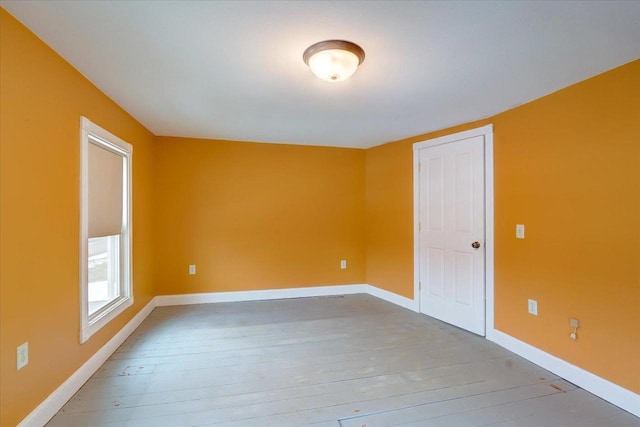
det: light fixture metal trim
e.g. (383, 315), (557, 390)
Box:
(303, 40), (365, 66)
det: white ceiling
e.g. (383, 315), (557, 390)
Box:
(2, 1), (639, 148)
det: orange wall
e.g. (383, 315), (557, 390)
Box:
(153, 137), (366, 295)
(0, 9), (156, 426)
(493, 60), (640, 393)
(365, 59), (640, 393)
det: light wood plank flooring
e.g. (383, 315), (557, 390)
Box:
(48, 295), (640, 426)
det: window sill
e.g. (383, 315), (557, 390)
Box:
(80, 296), (133, 343)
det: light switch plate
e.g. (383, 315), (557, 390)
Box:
(516, 224), (525, 239)
(17, 342), (28, 370)
(188, 265), (196, 275)
(528, 299), (538, 316)
(340, 260), (347, 269)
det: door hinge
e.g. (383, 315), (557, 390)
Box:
(418, 163), (421, 172)
(419, 222), (421, 231)
(419, 281), (422, 290)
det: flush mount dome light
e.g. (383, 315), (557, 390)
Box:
(303, 40), (365, 82)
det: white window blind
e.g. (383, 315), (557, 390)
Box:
(88, 139), (124, 238)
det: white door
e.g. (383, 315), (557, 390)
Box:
(417, 134), (485, 335)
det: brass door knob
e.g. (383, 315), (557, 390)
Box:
(471, 241), (481, 249)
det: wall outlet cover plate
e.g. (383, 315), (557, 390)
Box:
(17, 342), (28, 370)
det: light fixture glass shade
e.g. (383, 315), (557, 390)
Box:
(303, 40), (365, 82)
(308, 49), (360, 82)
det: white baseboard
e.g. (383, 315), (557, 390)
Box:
(366, 284), (418, 312)
(489, 328), (640, 418)
(155, 284), (418, 311)
(155, 284), (368, 306)
(18, 299), (156, 427)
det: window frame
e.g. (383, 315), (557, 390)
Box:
(80, 117), (133, 343)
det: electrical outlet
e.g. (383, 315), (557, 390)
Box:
(516, 224), (525, 239)
(569, 318), (579, 340)
(17, 342), (28, 370)
(340, 260), (347, 269)
(527, 299), (538, 316)
(189, 265), (196, 275)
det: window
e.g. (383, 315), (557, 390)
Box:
(80, 117), (132, 343)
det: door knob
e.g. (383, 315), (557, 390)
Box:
(471, 241), (481, 249)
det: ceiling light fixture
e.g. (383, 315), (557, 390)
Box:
(303, 40), (365, 83)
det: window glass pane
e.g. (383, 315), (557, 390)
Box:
(88, 234), (120, 316)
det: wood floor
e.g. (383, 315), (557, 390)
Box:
(48, 295), (639, 427)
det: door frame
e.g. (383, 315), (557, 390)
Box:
(413, 124), (494, 336)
